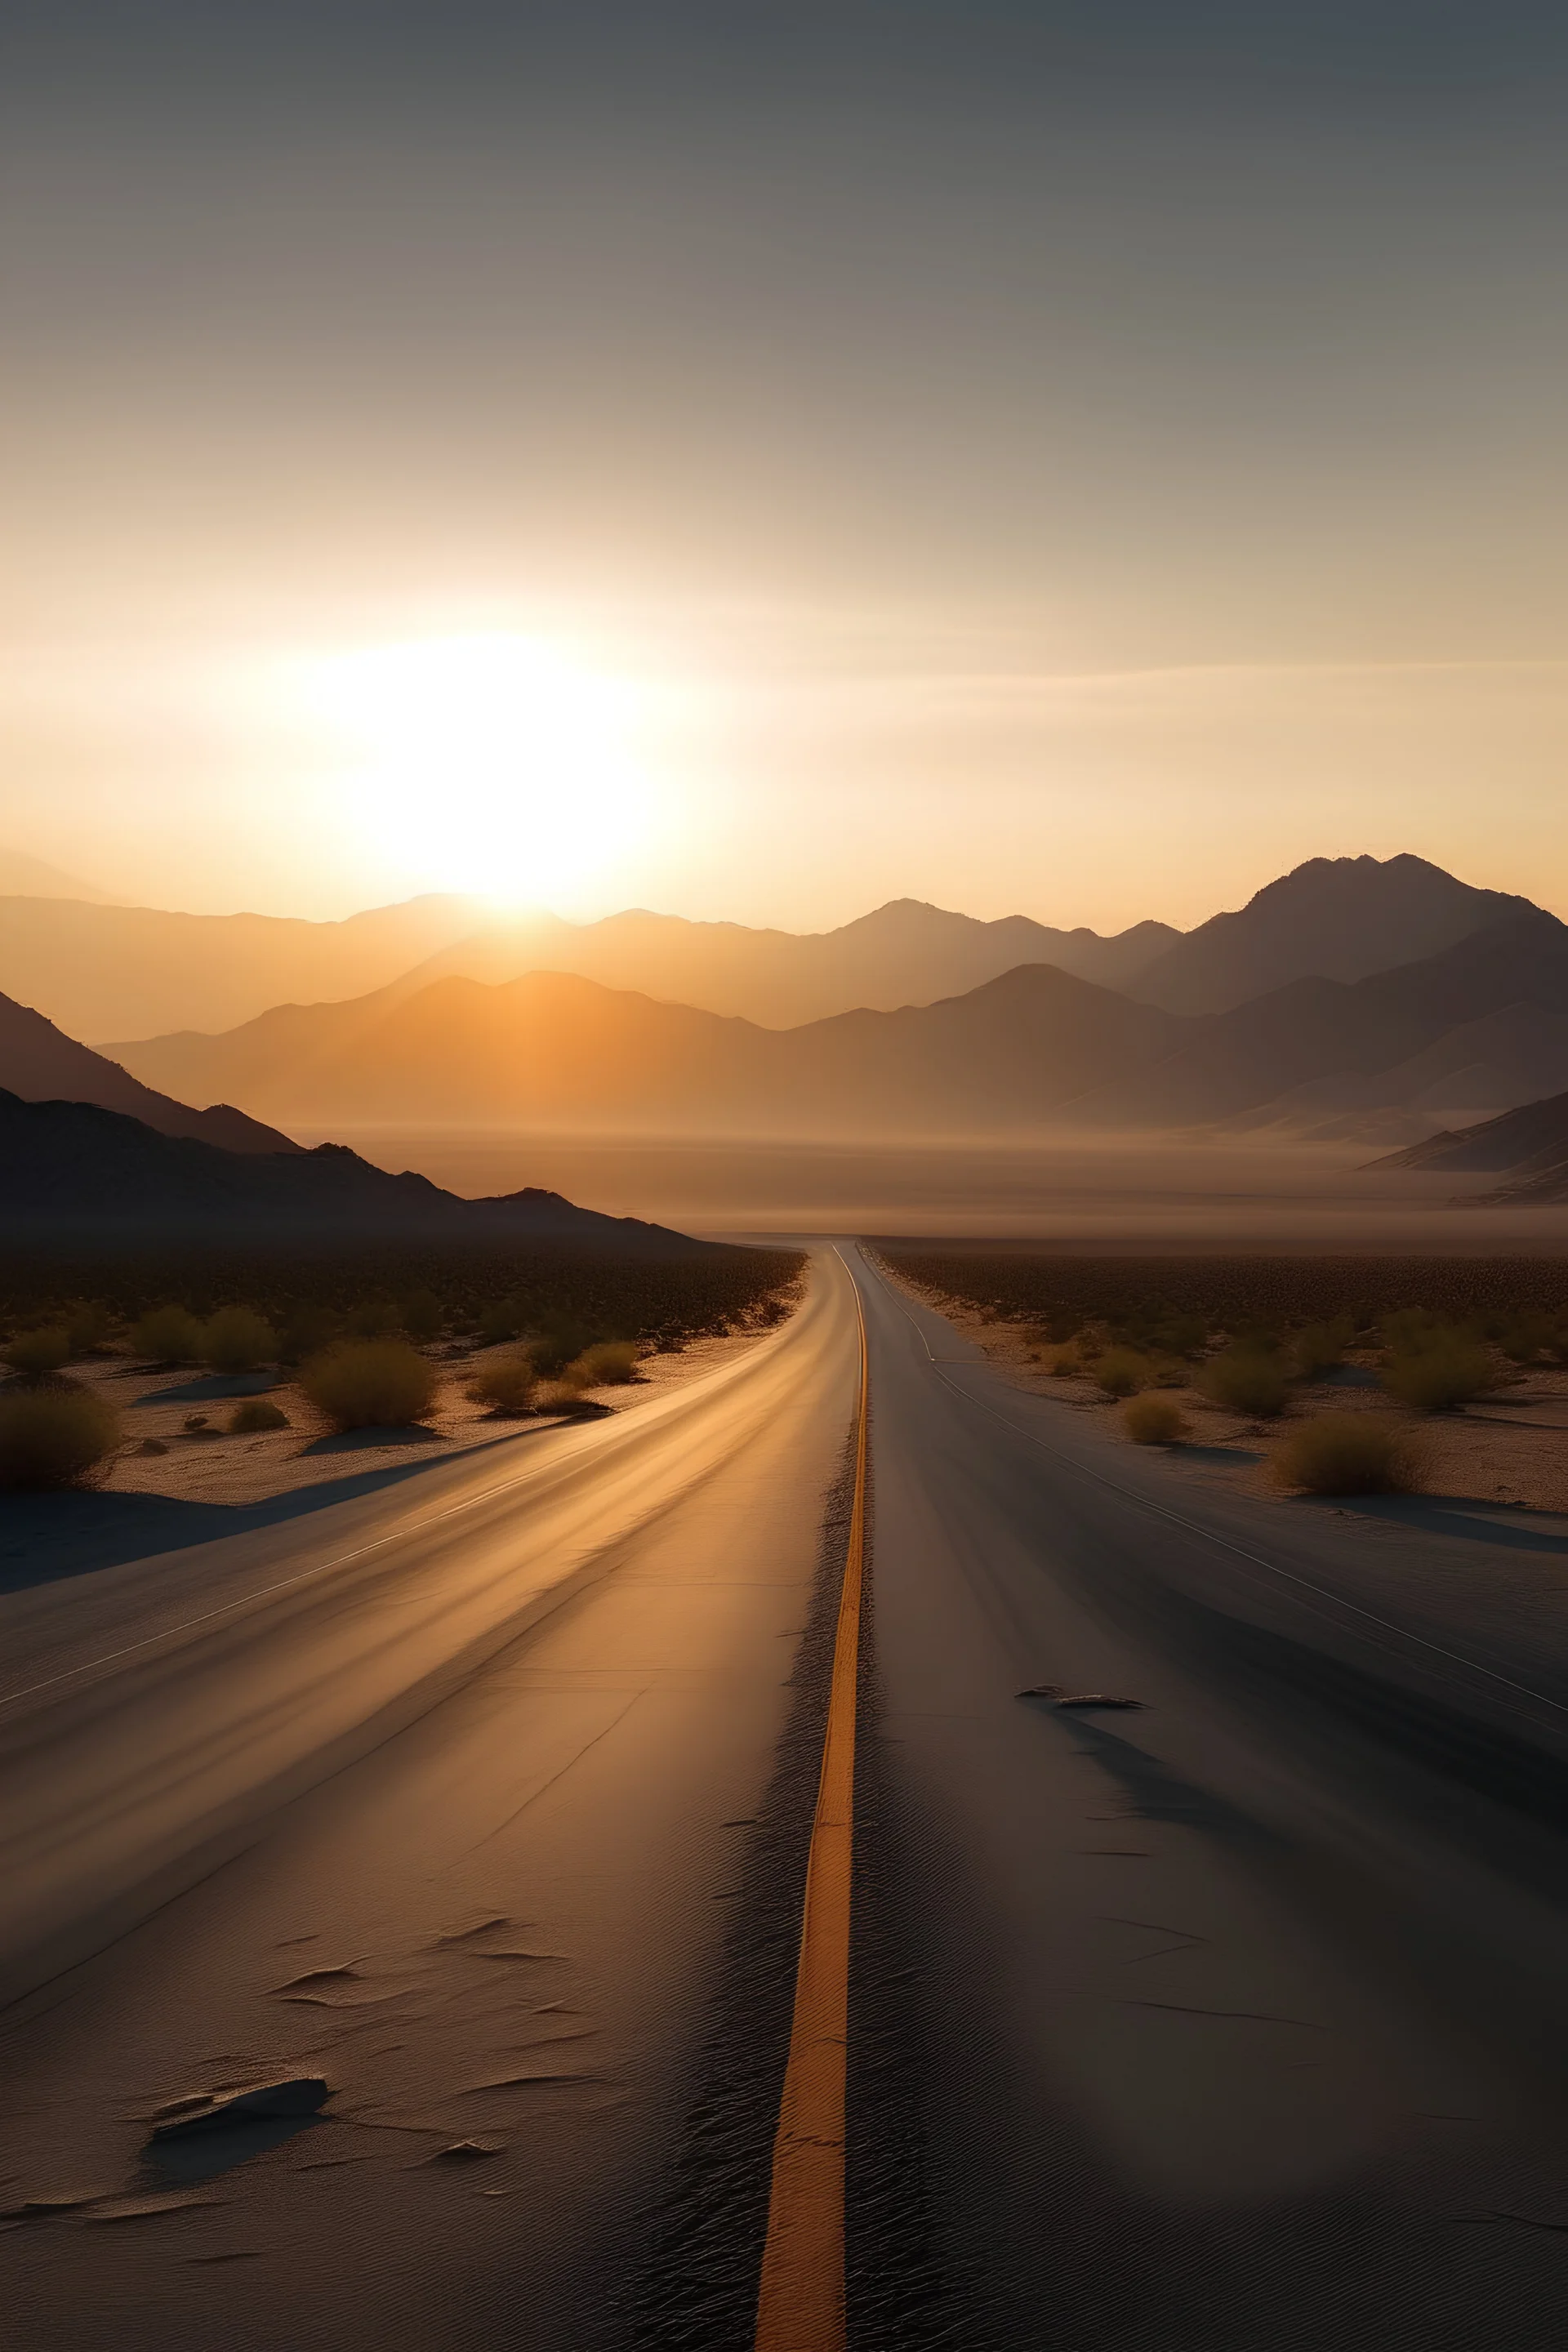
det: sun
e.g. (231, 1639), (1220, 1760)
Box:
(301, 633), (656, 904)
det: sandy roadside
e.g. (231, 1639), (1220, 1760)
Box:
(881, 1267), (1568, 1517)
(37, 1321), (790, 1515)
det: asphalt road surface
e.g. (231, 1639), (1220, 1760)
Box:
(5, 1245), (1568, 2347)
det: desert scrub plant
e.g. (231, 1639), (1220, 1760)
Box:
(1272, 1413), (1421, 1496)
(1198, 1347), (1289, 1417)
(1093, 1348), (1153, 1399)
(2, 1325), (73, 1378)
(466, 1352), (539, 1415)
(301, 1339), (437, 1430)
(200, 1306), (278, 1374)
(1381, 1331), (1494, 1410)
(535, 1377), (595, 1413)
(228, 1397), (290, 1433)
(131, 1304), (205, 1365)
(1122, 1393), (1188, 1446)
(0, 1384), (122, 1488)
(527, 1316), (595, 1376)
(567, 1340), (639, 1387)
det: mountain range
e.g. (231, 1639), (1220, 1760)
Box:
(0, 886), (1175, 1044)
(0, 890), (489, 1042)
(108, 898), (1568, 1143)
(0, 1091), (715, 1250)
(381, 900), (1180, 1028)
(1125, 853), (1531, 1015)
(0, 847), (1532, 1059)
(3, 848), (1562, 1154)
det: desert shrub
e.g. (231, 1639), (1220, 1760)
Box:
(536, 1378), (595, 1413)
(1093, 1348), (1152, 1399)
(200, 1306), (278, 1374)
(301, 1339), (437, 1430)
(1198, 1348), (1289, 1417)
(1293, 1318), (1352, 1378)
(1123, 1393), (1188, 1446)
(1273, 1413), (1421, 1495)
(466, 1352), (539, 1414)
(399, 1288), (444, 1343)
(229, 1397), (290, 1432)
(478, 1298), (525, 1345)
(528, 1315), (596, 1376)
(0, 1385), (122, 1488)
(2, 1325), (73, 1377)
(131, 1304), (205, 1365)
(1382, 1334), (1494, 1411)
(568, 1340), (639, 1387)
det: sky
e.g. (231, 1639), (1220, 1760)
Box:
(3, 0), (1568, 931)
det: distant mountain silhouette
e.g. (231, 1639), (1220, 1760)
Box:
(38, 893), (1175, 1052)
(0, 989), (297, 1153)
(1077, 907), (1568, 1130)
(108, 900), (1180, 1102)
(16, 854), (1554, 1054)
(1129, 853), (1530, 1015)
(112, 962), (1174, 1134)
(1365, 1089), (1568, 1202)
(0, 892), (488, 1041)
(390, 899), (1182, 1027)
(0, 1091), (718, 1250)
(109, 904), (1568, 1143)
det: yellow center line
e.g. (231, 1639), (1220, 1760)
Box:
(754, 1258), (869, 2352)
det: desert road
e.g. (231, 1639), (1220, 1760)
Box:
(6, 1248), (1568, 2345)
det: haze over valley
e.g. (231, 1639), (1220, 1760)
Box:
(88, 854), (1568, 1168)
(2, 846), (1566, 1241)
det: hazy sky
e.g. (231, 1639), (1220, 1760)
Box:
(4, 2), (1568, 929)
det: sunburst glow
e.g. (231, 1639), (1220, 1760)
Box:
(301, 633), (657, 903)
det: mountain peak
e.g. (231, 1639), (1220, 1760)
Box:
(1131, 853), (1531, 1017)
